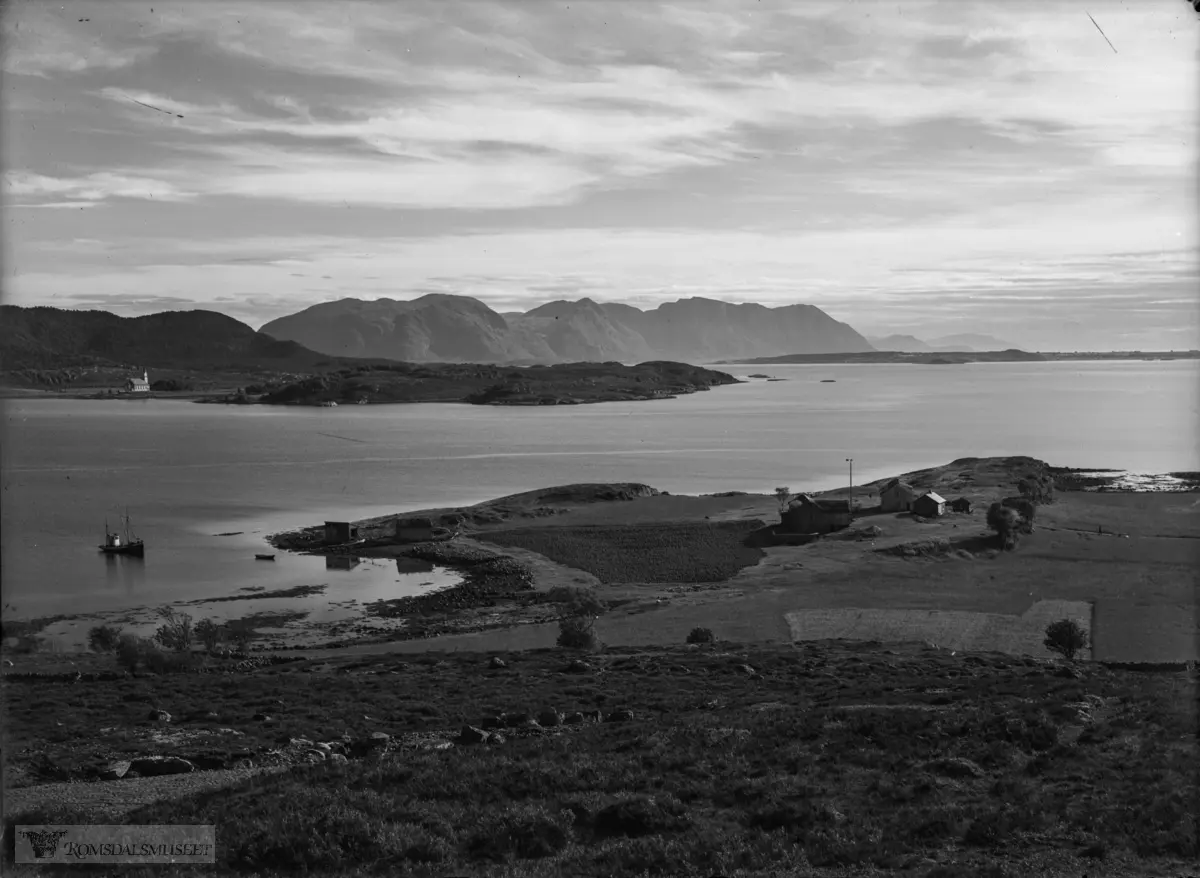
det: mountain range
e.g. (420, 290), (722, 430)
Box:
(258, 294), (874, 364)
(866, 333), (1014, 353)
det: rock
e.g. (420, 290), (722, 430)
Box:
(488, 656), (507, 669)
(367, 732), (391, 748)
(148, 709), (171, 723)
(735, 664), (757, 676)
(312, 742), (332, 753)
(503, 712), (532, 729)
(457, 725), (491, 745)
(1055, 665), (1082, 679)
(328, 752), (348, 764)
(605, 708), (635, 723)
(303, 750), (327, 762)
(562, 711), (586, 725)
(129, 756), (195, 776)
(3, 659), (13, 667)
(99, 760), (131, 780)
(252, 713), (271, 722)
(289, 737), (314, 749)
(566, 659), (592, 673)
(479, 715), (505, 730)
(488, 732), (506, 745)
(924, 757), (984, 779)
(537, 709), (562, 728)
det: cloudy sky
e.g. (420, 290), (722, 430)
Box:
(4, 1), (1197, 350)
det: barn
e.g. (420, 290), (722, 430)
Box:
(912, 492), (946, 518)
(781, 494), (852, 535)
(323, 521), (360, 544)
(880, 479), (916, 512)
(950, 497), (973, 513)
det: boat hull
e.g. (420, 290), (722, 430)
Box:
(100, 542), (144, 557)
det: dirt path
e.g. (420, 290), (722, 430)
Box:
(4, 766), (289, 819)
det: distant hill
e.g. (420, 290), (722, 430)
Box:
(0, 306), (330, 371)
(260, 295), (874, 365)
(866, 334), (933, 353)
(868, 332), (1014, 353)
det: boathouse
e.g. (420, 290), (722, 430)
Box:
(323, 521), (359, 544)
(125, 370), (150, 393)
(781, 494), (852, 535)
(395, 516), (437, 542)
(880, 479), (916, 512)
(949, 497), (973, 513)
(912, 492), (946, 518)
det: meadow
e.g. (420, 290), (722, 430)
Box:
(3, 642), (1196, 877)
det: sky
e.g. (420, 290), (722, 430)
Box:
(3, 1), (1197, 351)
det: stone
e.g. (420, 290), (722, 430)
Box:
(503, 712), (532, 729)
(566, 659), (591, 674)
(488, 656), (507, 669)
(367, 732), (391, 748)
(1055, 665), (1082, 679)
(3, 659), (14, 667)
(252, 713), (271, 722)
(99, 760), (131, 780)
(457, 725), (491, 745)
(562, 711), (586, 725)
(479, 715), (505, 730)
(312, 742), (332, 752)
(303, 750), (326, 762)
(735, 664), (757, 676)
(129, 756), (195, 776)
(328, 753), (349, 764)
(924, 757), (984, 779)
(537, 709), (562, 728)
(289, 737), (314, 749)
(605, 708), (635, 723)
(148, 709), (171, 723)
(488, 732), (506, 745)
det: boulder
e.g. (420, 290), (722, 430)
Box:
(605, 708), (635, 723)
(367, 732), (391, 748)
(457, 725), (491, 745)
(537, 709), (562, 728)
(129, 756), (195, 776)
(99, 760), (131, 780)
(479, 715), (505, 730)
(503, 712), (532, 729)
(735, 664), (757, 676)
(924, 757), (984, 779)
(148, 709), (171, 723)
(252, 713), (271, 722)
(566, 659), (592, 674)
(328, 753), (349, 764)
(312, 742), (332, 753)
(303, 750), (327, 762)
(562, 711), (586, 725)
(488, 657), (507, 669)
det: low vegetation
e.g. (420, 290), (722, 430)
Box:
(481, 521), (766, 583)
(3, 642), (1194, 876)
(1044, 619), (1090, 661)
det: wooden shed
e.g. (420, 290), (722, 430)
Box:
(912, 492), (946, 518)
(781, 494), (852, 535)
(949, 497), (973, 513)
(880, 479), (916, 513)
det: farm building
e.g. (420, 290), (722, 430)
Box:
(880, 479), (916, 512)
(323, 521), (359, 544)
(781, 494), (852, 535)
(912, 492), (946, 518)
(949, 497), (973, 513)
(124, 370), (150, 393)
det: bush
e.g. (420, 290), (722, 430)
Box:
(225, 621), (255, 653)
(86, 624), (124, 654)
(1044, 619), (1089, 661)
(115, 634), (144, 673)
(1001, 497), (1036, 533)
(686, 627), (715, 644)
(557, 617), (597, 651)
(152, 607), (193, 653)
(194, 619), (222, 652)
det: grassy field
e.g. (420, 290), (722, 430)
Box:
(480, 521), (766, 584)
(3, 642), (1195, 877)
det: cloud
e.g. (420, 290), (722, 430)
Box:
(2, 2), (157, 76)
(3, 170), (194, 206)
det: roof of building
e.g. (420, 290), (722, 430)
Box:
(920, 492), (946, 504)
(788, 494), (851, 514)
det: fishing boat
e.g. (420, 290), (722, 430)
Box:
(255, 553), (276, 561)
(100, 511), (145, 557)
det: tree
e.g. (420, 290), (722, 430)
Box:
(87, 624), (124, 653)
(986, 502), (1022, 550)
(152, 607), (194, 653)
(115, 633), (143, 674)
(225, 620), (255, 654)
(774, 486), (792, 514)
(550, 586), (604, 650)
(1044, 619), (1089, 661)
(686, 627), (715, 644)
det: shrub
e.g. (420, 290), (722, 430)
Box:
(152, 607), (194, 653)
(194, 619), (222, 652)
(225, 620), (255, 653)
(86, 624), (124, 654)
(1001, 496), (1036, 533)
(115, 633), (143, 673)
(1044, 618), (1089, 661)
(686, 627), (715, 644)
(594, 796), (691, 838)
(557, 616), (597, 651)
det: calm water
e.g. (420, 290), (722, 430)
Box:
(3, 361), (1197, 620)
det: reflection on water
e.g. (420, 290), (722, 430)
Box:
(103, 552), (145, 596)
(326, 555), (360, 571)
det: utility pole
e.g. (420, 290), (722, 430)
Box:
(846, 458), (854, 520)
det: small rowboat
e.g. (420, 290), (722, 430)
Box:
(255, 553), (276, 561)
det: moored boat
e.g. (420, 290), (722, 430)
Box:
(100, 512), (144, 556)
(255, 553), (276, 561)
